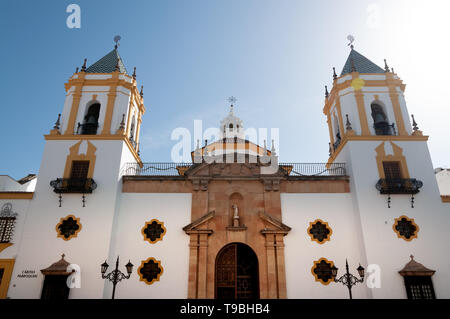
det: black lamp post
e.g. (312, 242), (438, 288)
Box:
(331, 259), (365, 299)
(101, 256), (133, 299)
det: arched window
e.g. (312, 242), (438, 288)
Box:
(129, 115), (136, 141)
(371, 102), (393, 135)
(229, 123), (233, 129)
(80, 103), (100, 135)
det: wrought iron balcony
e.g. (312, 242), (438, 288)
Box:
(375, 178), (423, 195)
(50, 178), (97, 194)
(77, 122), (99, 135)
(374, 122), (396, 136)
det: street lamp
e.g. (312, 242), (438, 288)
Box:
(101, 256), (133, 299)
(331, 259), (365, 299)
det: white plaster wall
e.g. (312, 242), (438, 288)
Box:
(7, 139), (128, 299)
(344, 140), (450, 299)
(107, 193), (191, 299)
(282, 193), (369, 299)
(110, 89), (132, 135)
(436, 169), (450, 195)
(339, 92), (360, 135)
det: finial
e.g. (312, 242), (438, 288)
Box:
(75, 67), (79, 73)
(62, 253), (65, 260)
(333, 67), (337, 80)
(345, 114), (352, 131)
(114, 35), (121, 49)
(328, 142), (332, 156)
(411, 114), (419, 131)
(384, 59), (390, 72)
(410, 255), (414, 260)
(350, 58), (356, 73)
(53, 114), (61, 130)
(119, 114), (125, 131)
(81, 58), (87, 72)
(325, 85), (329, 98)
(196, 139), (200, 149)
(271, 139), (276, 155)
(132, 67), (136, 79)
(227, 96), (237, 106)
(204, 139), (208, 147)
(140, 85), (144, 97)
(347, 35), (355, 49)
(263, 140), (267, 155)
(391, 67), (395, 74)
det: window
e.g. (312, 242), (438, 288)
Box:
(383, 161), (402, 179)
(404, 276), (436, 299)
(393, 215), (419, 241)
(311, 258), (335, 285)
(307, 219), (332, 244)
(0, 203), (17, 244)
(70, 161), (89, 179)
(80, 103), (100, 135)
(141, 219), (166, 244)
(137, 257), (163, 285)
(56, 215), (82, 241)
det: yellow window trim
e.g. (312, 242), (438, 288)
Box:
(141, 219), (167, 244)
(137, 257), (164, 285)
(393, 215), (419, 242)
(0, 243), (13, 254)
(375, 141), (410, 179)
(0, 259), (15, 299)
(55, 215), (82, 241)
(63, 141), (97, 179)
(311, 257), (335, 286)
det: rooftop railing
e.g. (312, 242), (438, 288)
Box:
(123, 162), (346, 177)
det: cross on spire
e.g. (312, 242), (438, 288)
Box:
(227, 96), (237, 105)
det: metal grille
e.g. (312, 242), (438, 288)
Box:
(404, 276), (436, 299)
(313, 260), (333, 284)
(308, 221), (331, 243)
(70, 161), (90, 179)
(139, 259), (162, 283)
(123, 162), (346, 177)
(143, 221), (165, 242)
(383, 161), (402, 179)
(0, 203), (17, 243)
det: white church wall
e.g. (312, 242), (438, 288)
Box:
(7, 139), (127, 299)
(108, 193), (191, 299)
(345, 140), (450, 299)
(435, 169), (450, 195)
(282, 193), (370, 299)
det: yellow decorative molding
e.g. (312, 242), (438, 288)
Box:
(311, 257), (335, 285)
(0, 192), (34, 199)
(441, 195), (450, 203)
(0, 243), (13, 253)
(55, 215), (82, 241)
(375, 141), (410, 179)
(137, 257), (164, 285)
(327, 134), (429, 166)
(393, 215), (419, 241)
(307, 219), (333, 245)
(141, 219), (167, 244)
(0, 259), (15, 299)
(63, 141), (97, 179)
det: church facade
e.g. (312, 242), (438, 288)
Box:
(0, 43), (449, 299)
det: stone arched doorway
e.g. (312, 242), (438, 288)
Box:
(215, 243), (259, 299)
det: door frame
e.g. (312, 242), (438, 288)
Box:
(0, 259), (15, 299)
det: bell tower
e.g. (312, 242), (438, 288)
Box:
(322, 43), (448, 299)
(9, 39), (147, 298)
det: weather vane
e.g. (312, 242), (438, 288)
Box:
(114, 35), (121, 49)
(347, 35), (355, 49)
(227, 96), (237, 105)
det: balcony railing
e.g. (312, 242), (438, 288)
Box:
(375, 178), (423, 195)
(50, 178), (97, 194)
(77, 122), (99, 135)
(123, 162), (346, 177)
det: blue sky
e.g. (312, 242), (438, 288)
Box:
(1, 0), (449, 179)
